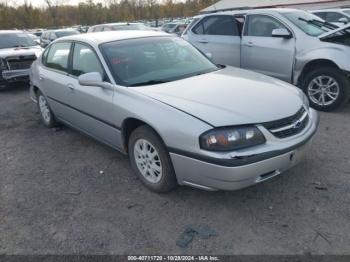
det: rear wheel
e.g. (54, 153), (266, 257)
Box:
(302, 67), (349, 112)
(37, 90), (57, 128)
(128, 126), (177, 193)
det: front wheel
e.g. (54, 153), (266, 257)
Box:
(128, 126), (177, 193)
(302, 67), (349, 112)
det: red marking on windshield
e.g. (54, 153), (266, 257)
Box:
(111, 57), (132, 64)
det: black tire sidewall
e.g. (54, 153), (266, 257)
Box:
(302, 67), (349, 112)
(128, 126), (177, 193)
(36, 90), (56, 128)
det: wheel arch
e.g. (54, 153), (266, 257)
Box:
(298, 59), (340, 86)
(121, 117), (167, 154)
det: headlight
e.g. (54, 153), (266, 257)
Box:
(200, 126), (266, 152)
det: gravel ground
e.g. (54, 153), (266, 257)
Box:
(1, 85), (350, 255)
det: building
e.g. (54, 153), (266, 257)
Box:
(201, 0), (350, 13)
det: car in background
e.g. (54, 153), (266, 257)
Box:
(311, 9), (350, 27)
(168, 23), (188, 36)
(32, 30), (44, 37)
(183, 8), (350, 112)
(40, 29), (80, 48)
(30, 31), (318, 192)
(161, 22), (179, 33)
(0, 30), (42, 89)
(87, 23), (153, 33)
(28, 33), (40, 45)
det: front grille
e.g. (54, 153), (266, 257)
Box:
(6, 55), (36, 70)
(262, 107), (309, 139)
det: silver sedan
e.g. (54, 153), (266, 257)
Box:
(30, 31), (318, 192)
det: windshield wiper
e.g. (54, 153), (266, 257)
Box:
(298, 17), (338, 30)
(128, 79), (169, 87)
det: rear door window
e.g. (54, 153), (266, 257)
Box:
(45, 42), (71, 73)
(192, 15), (239, 36)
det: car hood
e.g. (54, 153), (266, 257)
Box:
(134, 67), (304, 127)
(318, 23), (350, 39)
(0, 46), (43, 58)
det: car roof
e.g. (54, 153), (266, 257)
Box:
(57, 30), (170, 45)
(201, 8), (305, 16)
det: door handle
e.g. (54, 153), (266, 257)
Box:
(198, 39), (208, 44)
(39, 75), (45, 81)
(67, 84), (75, 92)
(245, 41), (254, 47)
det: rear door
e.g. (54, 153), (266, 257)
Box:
(64, 42), (118, 147)
(186, 15), (241, 67)
(241, 14), (295, 82)
(38, 41), (73, 118)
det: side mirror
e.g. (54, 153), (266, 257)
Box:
(78, 72), (114, 90)
(272, 28), (292, 39)
(338, 17), (349, 24)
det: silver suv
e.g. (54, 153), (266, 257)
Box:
(183, 8), (350, 111)
(311, 9), (350, 27)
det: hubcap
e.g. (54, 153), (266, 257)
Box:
(133, 139), (162, 184)
(38, 95), (51, 123)
(308, 76), (340, 106)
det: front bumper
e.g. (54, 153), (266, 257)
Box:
(0, 69), (30, 88)
(170, 108), (319, 191)
(2, 69), (30, 81)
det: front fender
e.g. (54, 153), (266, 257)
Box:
(293, 45), (350, 85)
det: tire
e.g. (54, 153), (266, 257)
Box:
(128, 125), (177, 193)
(36, 90), (57, 128)
(302, 67), (350, 112)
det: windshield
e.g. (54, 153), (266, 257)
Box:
(0, 33), (37, 49)
(283, 11), (334, 36)
(56, 30), (79, 38)
(100, 36), (218, 87)
(344, 10), (350, 16)
(111, 24), (150, 31)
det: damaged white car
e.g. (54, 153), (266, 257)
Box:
(0, 30), (42, 89)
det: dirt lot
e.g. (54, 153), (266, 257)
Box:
(1, 85), (350, 255)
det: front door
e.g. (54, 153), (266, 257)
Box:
(65, 43), (119, 148)
(241, 14), (296, 83)
(186, 15), (241, 67)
